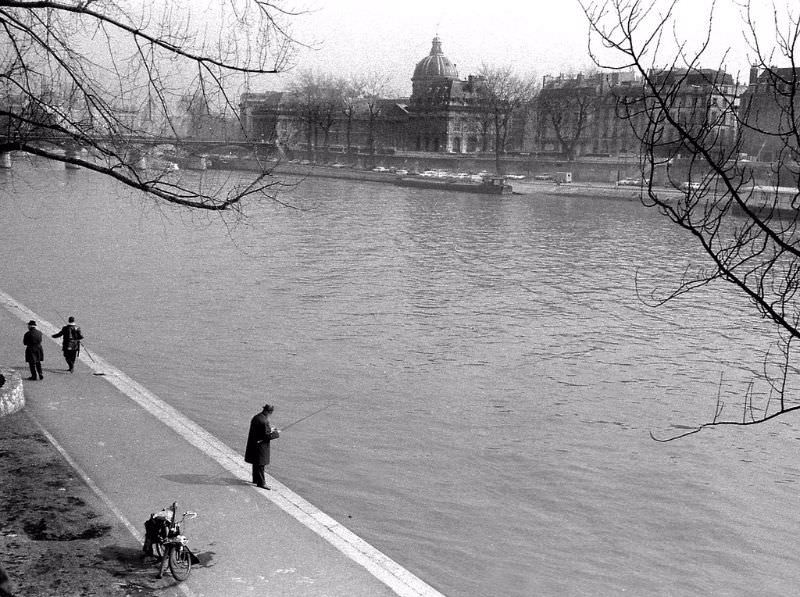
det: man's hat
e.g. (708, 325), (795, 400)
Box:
(68, 316), (75, 323)
(27, 320), (36, 327)
(263, 403), (274, 412)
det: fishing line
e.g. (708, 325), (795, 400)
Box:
(279, 403), (334, 432)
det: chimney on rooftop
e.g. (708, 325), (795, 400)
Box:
(749, 65), (759, 85)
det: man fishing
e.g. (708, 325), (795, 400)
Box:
(51, 316), (83, 373)
(244, 403), (280, 490)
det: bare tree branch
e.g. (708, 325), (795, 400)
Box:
(0, 0), (306, 211)
(581, 0), (800, 433)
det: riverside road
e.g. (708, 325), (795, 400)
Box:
(0, 291), (444, 597)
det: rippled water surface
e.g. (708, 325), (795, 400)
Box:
(3, 162), (800, 596)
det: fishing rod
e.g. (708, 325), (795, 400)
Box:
(279, 403), (334, 432)
(82, 345), (100, 365)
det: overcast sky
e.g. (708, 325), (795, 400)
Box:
(271, 0), (590, 93)
(260, 0), (785, 95)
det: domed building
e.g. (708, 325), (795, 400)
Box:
(411, 36), (460, 94)
(238, 35), (505, 158)
(407, 36), (489, 153)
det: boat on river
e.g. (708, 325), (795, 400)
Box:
(393, 174), (512, 195)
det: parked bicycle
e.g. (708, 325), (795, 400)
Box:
(142, 502), (198, 581)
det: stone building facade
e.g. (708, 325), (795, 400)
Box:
(532, 71), (643, 158)
(238, 36), (516, 156)
(738, 66), (800, 163)
(236, 39), (755, 163)
(240, 90), (410, 156)
(531, 68), (740, 160)
(405, 37), (494, 153)
(646, 68), (740, 157)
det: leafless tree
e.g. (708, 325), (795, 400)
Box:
(361, 71), (391, 168)
(177, 86), (236, 143)
(536, 73), (603, 160)
(0, 1), (303, 212)
(282, 71), (398, 166)
(476, 64), (538, 174)
(289, 70), (342, 160)
(581, 0), (800, 435)
(315, 77), (341, 160)
(288, 70), (321, 158)
(338, 75), (364, 158)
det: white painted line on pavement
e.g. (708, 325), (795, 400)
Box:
(26, 411), (196, 597)
(0, 290), (445, 597)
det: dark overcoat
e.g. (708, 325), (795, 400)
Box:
(52, 324), (83, 352)
(23, 328), (44, 363)
(244, 412), (275, 465)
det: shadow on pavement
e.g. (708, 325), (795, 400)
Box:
(96, 544), (172, 594)
(161, 473), (250, 486)
(192, 550), (217, 567)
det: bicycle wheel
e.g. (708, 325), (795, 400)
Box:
(168, 544), (192, 581)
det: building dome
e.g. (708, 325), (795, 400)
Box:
(412, 36), (459, 81)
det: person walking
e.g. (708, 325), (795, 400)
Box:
(51, 316), (83, 372)
(244, 403), (280, 489)
(22, 320), (44, 380)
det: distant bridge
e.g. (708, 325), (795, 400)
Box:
(9, 134), (279, 157)
(0, 134), (283, 170)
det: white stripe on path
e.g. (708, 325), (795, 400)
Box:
(0, 289), (445, 597)
(26, 412), (196, 597)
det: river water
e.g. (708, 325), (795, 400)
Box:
(2, 160), (800, 596)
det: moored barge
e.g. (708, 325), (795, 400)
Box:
(394, 175), (512, 195)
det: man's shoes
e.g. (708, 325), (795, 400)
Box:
(38, 375), (44, 380)
(256, 484), (270, 490)
(27, 376), (36, 381)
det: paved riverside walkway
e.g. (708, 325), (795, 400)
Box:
(0, 290), (445, 597)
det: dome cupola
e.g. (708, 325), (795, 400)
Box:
(412, 36), (459, 81)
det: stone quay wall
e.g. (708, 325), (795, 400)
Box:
(0, 369), (24, 417)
